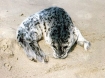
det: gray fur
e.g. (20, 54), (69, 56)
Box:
(17, 7), (90, 62)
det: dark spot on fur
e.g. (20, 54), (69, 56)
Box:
(48, 28), (50, 31)
(43, 22), (46, 32)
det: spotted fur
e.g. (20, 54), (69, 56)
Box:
(17, 7), (90, 63)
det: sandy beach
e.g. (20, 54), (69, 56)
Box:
(0, 0), (105, 78)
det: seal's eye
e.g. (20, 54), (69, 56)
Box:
(63, 46), (68, 49)
(53, 45), (56, 48)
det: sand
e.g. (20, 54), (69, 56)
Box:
(0, 0), (105, 78)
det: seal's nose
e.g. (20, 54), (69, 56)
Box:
(56, 52), (64, 58)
